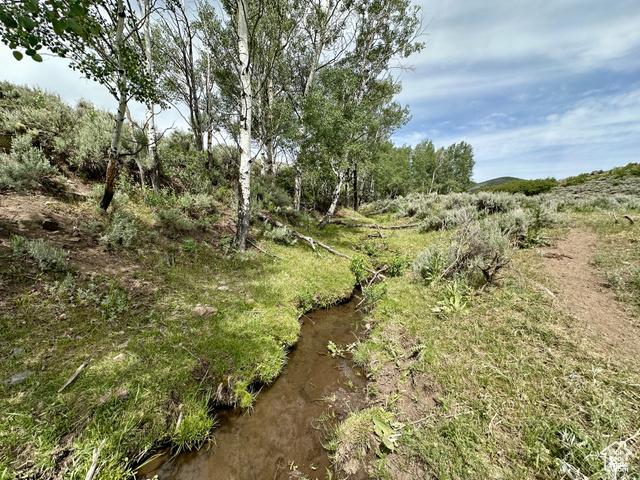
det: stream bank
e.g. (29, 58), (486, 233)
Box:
(138, 293), (367, 480)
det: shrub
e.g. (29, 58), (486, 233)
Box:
(474, 191), (518, 215)
(461, 219), (511, 283)
(263, 225), (297, 246)
(99, 210), (139, 248)
(11, 235), (69, 271)
(413, 244), (452, 284)
(481, 178), (557, 196)
(0, 135), (61, 192)
(64, 103), (112, 177)
(155, 208), (195, 233)
(350, 256), (368, 284)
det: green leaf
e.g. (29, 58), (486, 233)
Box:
(69, 3), (86, 16)
(25, 48), (36, 56)
(18, 15), (35, 32)
(52, 19), (66, 36)
(65, 18), (82, 34)
(32, 53), (43, 62)
(27, 35), (39, 46)
(0, 11), (18, 29)
(381, 435), (397, 452)
(12, 51), (24, 61)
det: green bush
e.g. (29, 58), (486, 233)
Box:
(481, 178), (557, 196)
(99, 210), (139, 248)
(413, 244), (452, 284)
(66, 104), (112, 178)
(10, 235), (69, 271)
(263, 225), (297, 246)
(155, 208), (195, 232)
(474, 191), (519, 215)
(0, 135), (61, 192)
(350, 256), (368, 284)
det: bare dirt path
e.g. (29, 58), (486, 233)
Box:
(542, 228), (640, 364)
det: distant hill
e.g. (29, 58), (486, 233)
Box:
(470, 177), (520, 192)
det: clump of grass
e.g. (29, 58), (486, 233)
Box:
(172, 395), (216, 454)
(10, 235), (69, 271)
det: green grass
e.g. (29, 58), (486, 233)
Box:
(3, 191), (640, 480)
(329, 212), (640, 479)
(0, 198), (359, 479)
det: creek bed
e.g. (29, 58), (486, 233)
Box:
(138, 294), (366, 480)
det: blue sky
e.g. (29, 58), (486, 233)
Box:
(1, 0), (639, 182)
(393, 0), (640, 181)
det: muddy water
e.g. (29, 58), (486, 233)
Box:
(139, 296), (365, 480)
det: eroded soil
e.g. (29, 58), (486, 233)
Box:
(542, 228), (640, 363)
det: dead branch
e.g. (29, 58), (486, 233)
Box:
(247, 238), (285, 260)
(258, 213), (385, 279)
(58, 359), (90, 393)
(623, 215), (635, 225)
(84, 439), (106, 480)
(366, 265), (389, 286)
(328, 220), (420, 230)
(175, 412), (184, 433)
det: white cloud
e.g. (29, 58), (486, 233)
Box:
(395, 87), (640, 180)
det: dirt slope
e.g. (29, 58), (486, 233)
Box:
(543, 228), (639, 363)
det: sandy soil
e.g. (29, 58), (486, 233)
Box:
(542, 228), (640, 364)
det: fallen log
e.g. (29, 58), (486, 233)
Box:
(258, 213), (385, 279)
(328, 220), (420, 230)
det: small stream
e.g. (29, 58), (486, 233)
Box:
(138, 294), (366, 480)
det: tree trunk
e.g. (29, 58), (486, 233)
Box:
(234, 0), (252, 252)
(125, 106), (145, 188)
(143, 0), (159, 193)
(353, 161), (359, 211)
(265, 75), (275, 177)
(206, 52), (215, 171)
(294, 165), (302, 211)
(99, 0), (127, 211)
(318, 168), (344, 230)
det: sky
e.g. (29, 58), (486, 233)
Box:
(1, 0), (639, 182)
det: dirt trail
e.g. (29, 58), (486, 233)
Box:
(542, 228), (639, 363)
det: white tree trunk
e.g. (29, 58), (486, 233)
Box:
(317, 167), (344, 230)
(143, 0), (159, 192)
(234, 0), (252, 251)
(293, 166), (302, 210)
(99, 0), (127, 211)
(265, 75), (275, 176)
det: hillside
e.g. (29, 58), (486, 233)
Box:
(469, 176), (520, 191)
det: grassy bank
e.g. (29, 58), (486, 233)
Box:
(0, 187), (361, 479)
(326, 198), (640, 479)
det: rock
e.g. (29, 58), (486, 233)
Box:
(217, 285), (229, 291)
(113, 353), (127, 362)
(99, 389), (130, 404)
(12, 347), (26, 358)
(42, 219), (60, 231)
(4, 370), (34, 385)
(192, 305), (219, 318)
(114, 389), (130, 399)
